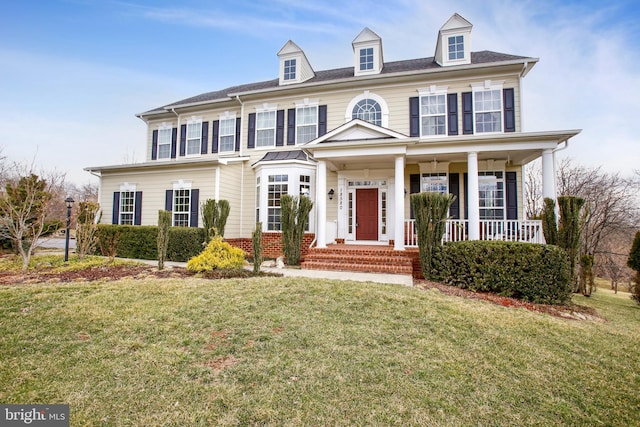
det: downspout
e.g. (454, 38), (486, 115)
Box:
(236, 95), (245, 237)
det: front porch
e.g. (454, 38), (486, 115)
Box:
(403, 219), (545, 246)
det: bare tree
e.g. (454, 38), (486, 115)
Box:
(0, 163), (65, 270)
(524, 160), (543, 219)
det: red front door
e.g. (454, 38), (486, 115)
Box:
(356, 188), (378, 241)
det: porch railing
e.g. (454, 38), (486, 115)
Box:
(404, 219), (545, 247)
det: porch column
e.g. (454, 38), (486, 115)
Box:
(467, 152), (480, 240)
(394, 155), (405, 251)
(541, 148), (556, 200)
(316, 160), (327, 248)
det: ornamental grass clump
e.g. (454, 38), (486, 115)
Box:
(186, 236), (245, 273)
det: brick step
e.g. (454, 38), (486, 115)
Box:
(308, 248), (411, 258)
(301, 253), (413, 267)
(300, 260), (413, 275)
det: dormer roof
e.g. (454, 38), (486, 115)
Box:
(277, 40), (315, 85)
(352, 27), (384, 77)
(434, 13), (473, 67)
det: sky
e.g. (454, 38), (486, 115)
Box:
(1, 0), (639, 186)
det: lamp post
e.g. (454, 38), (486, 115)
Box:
(64, 197), (74, 262)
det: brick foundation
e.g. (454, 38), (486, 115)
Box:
(225, 232), (315, 259)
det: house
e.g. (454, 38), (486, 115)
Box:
(85, 13), (580, 273)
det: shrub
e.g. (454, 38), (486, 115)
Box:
(202, 199), (231, 242)
(76, 201), (100, 259)
(187, 236), (245, 273)
(541, 197), (558, 245)
(627, 231), (640, 304)
(411, 192), (455, 280)
(252, 222), (263, 275)
(95, 225), (205, 262)
(281, 195), (313, 265)
(434, 241), (572, 305)
(157, 210), (171, 270)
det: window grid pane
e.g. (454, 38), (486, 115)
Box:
(421, 173), (448, 194)
(420, 94), (446, 136)
(187, 122), (201, 155)
(296, 106), (317, 144)
(256, 111), (276, 147)
(448, 35), (464, 60)
(478, 172), (504, 220)
(220, 118), (236, 152)
(173, 189), (191, 227)
(352, 99), (382, 126)
(475, 90), (502, 133)
(267, 175), (288, 231)
(284, 59), (296, 80)
(119, 191), (135, 225)
(360, 47), (373, 70)
(158, 128), (172, 159)
(381, 191), (387, 235)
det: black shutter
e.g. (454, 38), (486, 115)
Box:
(506, 171), (518, 220)
(447, 93), (458, 136)
(201, 121), (209, 154)
(112, 192), (120, 225)
(247, 113), (256, 149)
(449, 174), (460, 219)
(134, 191), (142, 225)
(462, 92), (473, 134)
(463, 173), (468, 219)
(503, 88), (515, 132)
(276, 110), (285, 147)
(189, 189), (199, 227)
(151, 130), (158, 160)
(212, 120), (219, 153)
(171, 128), (177, 159)
(409, 97), (420, 137)
(409, 173), (420, 219)
(287, 109), (296, 145)
(165, 190), (173, 211)
(318, 105), (327, 137)
(235, 118), (241, 152)
(179, 124), (186, 156)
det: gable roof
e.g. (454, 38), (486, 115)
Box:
(306, 119), (407, 146)
(138, 51), (536, 117)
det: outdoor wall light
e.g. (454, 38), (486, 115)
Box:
(328, 189), (335, 200)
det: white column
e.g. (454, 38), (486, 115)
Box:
(467, 152), (480, 241)
(316, 160), (327, 248)
(541, 148), (556, 200)
(394, 155), (405, 251)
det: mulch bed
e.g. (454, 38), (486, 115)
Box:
(415, 279), (604, 321)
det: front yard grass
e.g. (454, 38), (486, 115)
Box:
(1, 277), (639, 426)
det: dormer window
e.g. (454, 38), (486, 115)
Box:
(448, 36), (464, 60)
(284, 59), (296, 81)
(360, 48), (374, 71)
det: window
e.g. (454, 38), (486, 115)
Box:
(359, 47), (373, 71)
(186, 121), (201, 155)
(256, 110), (276, 148)
(352, 99), (382, 126)
(119, 191), (135, 225)
(173, 189), (191, 227)
(157, 127), (172, 159)
(420, 94), (446, 136)
(296, 105), (317, 144)
(448, 36), (464, 60)
(421, 173), (448, 194)
(267, 175), (288, 231)
(475, 89), (502, 133)
(299, 174), (311, 197)
(284, 59), (296, 81)
(219, 117), (236, 152)
(381, 191), (387, 235)
(479, 171), (504, 220)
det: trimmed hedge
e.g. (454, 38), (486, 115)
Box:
(433, 241), (572, 305)
(95, 225), (206, 262)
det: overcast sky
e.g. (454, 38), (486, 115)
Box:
(1, 0), (638, 185)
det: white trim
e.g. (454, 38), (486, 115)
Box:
(119, 182), (136, 192)
(172, 179), (192, 190)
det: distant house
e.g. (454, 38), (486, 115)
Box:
(86, 13), (579, 271)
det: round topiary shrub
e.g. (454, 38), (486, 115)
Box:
(187, 237), (246, 273)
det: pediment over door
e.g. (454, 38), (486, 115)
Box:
(305, 118), (407, 145)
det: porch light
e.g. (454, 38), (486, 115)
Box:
(64, 197), (75, 262)
(328, 189), (335, 200)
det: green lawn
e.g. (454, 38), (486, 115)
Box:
(1, 277), (639, 426)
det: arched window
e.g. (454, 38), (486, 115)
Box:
(352, 99), (382, 126)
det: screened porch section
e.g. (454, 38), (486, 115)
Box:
(403, 219), (545, 246)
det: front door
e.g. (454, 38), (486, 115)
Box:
(356, 188), (378, 240)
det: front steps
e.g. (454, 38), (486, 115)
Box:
(301, 244), (420, 276)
